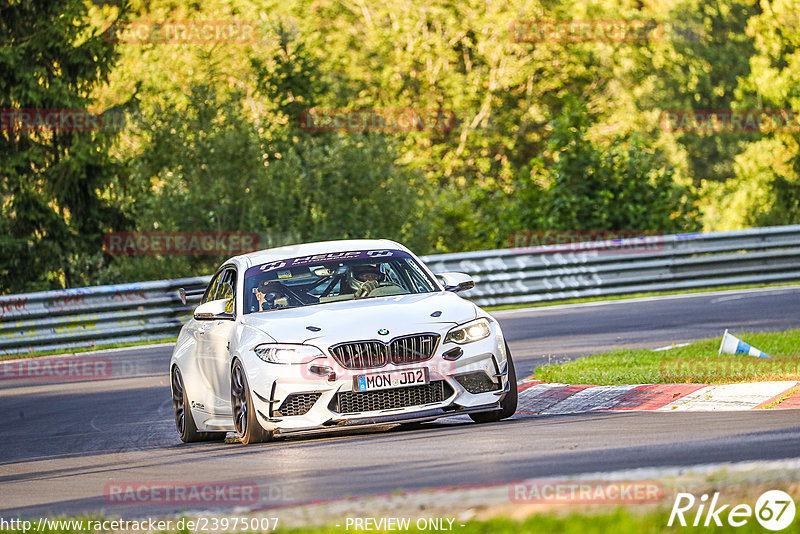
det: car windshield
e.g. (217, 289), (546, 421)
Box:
(243, 249), (438, 314)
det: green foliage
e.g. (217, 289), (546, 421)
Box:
(0, 0), (128, 292)
(109, 82), (424, 282)
(1, 0), (798, 291)
(635, 0), (758, 185)
(531, 102), (701, 232)
(724, 0), (800, 228)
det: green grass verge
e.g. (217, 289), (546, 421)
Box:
(535, 329), (800, 385)
(484, 281), (800, 312)
(0, 509), (779, 534)
(0, 337), (177, 361)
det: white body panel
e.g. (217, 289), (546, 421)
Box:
(170, 239), (512, 435)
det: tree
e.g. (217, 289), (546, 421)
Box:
(530, 102), (702, 232)
(632, 0), (758, 186)
(721, 0), (800, 227)
(112, 40), (425, 282)
(0, 0), (128, 293)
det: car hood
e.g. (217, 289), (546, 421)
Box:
(239, 291), (478, 344)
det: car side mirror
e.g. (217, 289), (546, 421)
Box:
(194, 299), (234, 320)
(437, 272), (475, 292)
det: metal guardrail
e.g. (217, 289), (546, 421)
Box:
(2, 225), (800, 355)
(422, 225), (800, 307)
(0, 277), (210, 355)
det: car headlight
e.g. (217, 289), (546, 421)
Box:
(444, 318), (491, 344)
(253, 344), (325, 364)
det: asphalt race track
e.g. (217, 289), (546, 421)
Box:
(2, 286), (799, 519)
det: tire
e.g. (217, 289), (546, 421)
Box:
(469, 343), (518, 423)
(231, 359), (273, 444)
(171, 366), (226, 443)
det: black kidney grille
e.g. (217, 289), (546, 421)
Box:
(329, 341), (388, 369)
(388, 334), (439, 365)
(330, 334), (439, 369)
(330, 380), (454, 414)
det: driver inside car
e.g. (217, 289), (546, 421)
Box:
(254, 280), (290, 311)
(349, 264), (387, 298)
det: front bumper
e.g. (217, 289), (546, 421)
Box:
(244, 329), (510, 432)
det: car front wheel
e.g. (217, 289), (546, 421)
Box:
(469, 343), (518, 423)
(231, 359), (274, 444)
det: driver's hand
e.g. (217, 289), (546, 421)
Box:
(356, 280), (379, 298)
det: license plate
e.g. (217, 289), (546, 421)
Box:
(353, 368), (429, 392)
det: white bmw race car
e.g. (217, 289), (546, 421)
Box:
(170, 239), (517, 444)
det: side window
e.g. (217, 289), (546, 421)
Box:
(201, 272), (223, 304)
(217, 268), (237, 313)
(404, 259), (433, 292)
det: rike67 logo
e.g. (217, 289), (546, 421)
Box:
(668, 490), (796, 531)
